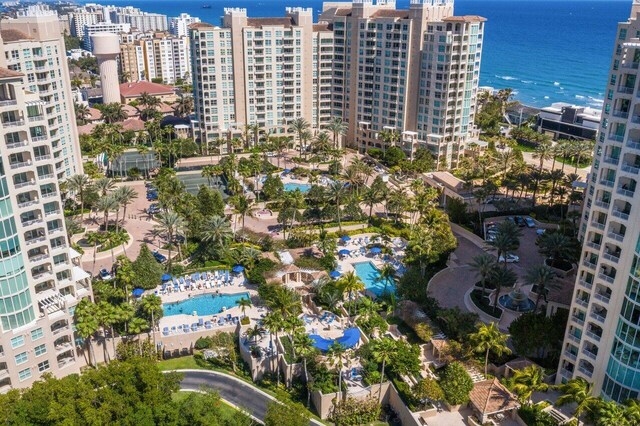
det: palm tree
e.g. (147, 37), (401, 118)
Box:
(289, 117), (310, 157)
(327, 342), (347, 401)
(525, 264), (559, 311)
(571, 140), (595, 174)
(173, 95), (194, 117)
(85, 232), (103, 272)
(294, 332), (317, 407)
(532, 140), (553, 205)
(262, 311), (284, 385)
(74, 299), (99, 366)
(378, 128), (399, 152)
(235, 297), (252, 318)
(469, 322), (511, 378)
(152, 210), (186, 270)
(538, 232), (576, 269)
(139, 294), (162, 348)
(488, 221), (521, 269)
(67, 174), (92, 221)
(378, 263), (396, 296)
(246, 326), (264, 345)
(94, 177), (116, 196)
(101, 103), (127, 124)
(362, 185), (385, 222)
(113, 185), (138, 232)
(470, 253), (497, 295)
(74, 103), (89, 124)
(596, 401), (631, 426)
(556, 377), (600, 419)
(372, 337), (396, 402)
(624, 399), (640, 425)
(230, 193), (255, 231)
(95, 195), (119, 231)
(337, 271), (365, 316)
(506, 365), (549, 404)
(489, 267), (517, 310)
(202, 215), (233, 252)
(326, 117), (347, 149)
(327, 181), (347, 231)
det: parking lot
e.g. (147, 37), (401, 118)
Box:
(483, 215), (551, 275)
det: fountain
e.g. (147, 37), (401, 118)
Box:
(498, 286), (535, 313)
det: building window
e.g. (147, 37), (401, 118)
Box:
(11, 336), (24, 349)
(15, 351), (28, 365)
(34, 344), (47, 357)
(31, 328), (43, 341)
(37, 360), (50, 372)
(18, 368), (31, 381)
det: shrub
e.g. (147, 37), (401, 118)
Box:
(329, 397), (381, 426)
(194, 336), (212, 350)
(240, 317), (250, 325)
(439, 362), (474, 405)
(414, 323), (433, 342)
(470, 289), (503, 319)
(132, 244), (164, 289)
(413, 377), (444, 402)
(518, 404), (558, 426)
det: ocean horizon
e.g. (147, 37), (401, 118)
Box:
(79, 0), (631, 109)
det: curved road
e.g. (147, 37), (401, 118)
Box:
(174, 369), (323, 425)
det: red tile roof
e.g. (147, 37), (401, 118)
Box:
(469, 379), (519, 416)
(119, 81), (175, 98)
(246, 17), (295, 28)
(87, 107), (102, 121)
(121, 118), (146, 132)
(189, 22), (214, 29)
(372, 10), (410, 18)
(443, 15), (486, 23)
(313, 23), (333, 32)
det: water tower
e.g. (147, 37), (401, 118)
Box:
(91, 33), (121, 104)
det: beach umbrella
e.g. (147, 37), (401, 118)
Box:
(338, 249), (350, 256)
(370, 247), (382, 254)
(161, 274), (172, 282)
(330, 271), (341, 279)
(341, 235), (351, 242)
(232, 265), (245, 273)
(131, 288), (144, 298)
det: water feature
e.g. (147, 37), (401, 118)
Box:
(353, 261), (396, 296)
(284, 182), (311, 193)
(498, 287), (535, 313)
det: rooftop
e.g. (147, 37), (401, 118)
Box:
(119, 81), (175, 98)
(246, 17), (295, 28)
(372, 10), (410, 18)
(0, 29), (32, 42)
(443, 15), (487, 23)
(469, 378), (519, 416)
(0, 66), (24, 79)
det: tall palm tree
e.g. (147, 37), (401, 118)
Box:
(74, 103), (90, 124)
(372, 337), (396, 402)
(139, 294), (162, 348)
(113, 185), (138, 232)
(488, 221), (521, 269)
(95, 195), (119, 231)
(506, 365), (549, 404)
(538, 232), (576, 269)
(571, 140), (595, 174)
(67, 174), (92, 221)
(556, 378), (600, 419)
(378, 128), (399, 152)
(489, 266), (517, 309)
(378, 263), (396, 296)
(326, 117), (347, 149)
(85, 231), (103, 272)
(101, 103), (127, 124)
(173, 95), (194, 117)
(235, 297), (252, 318)
(294, 332), (317, 407)
(327, 181), (347, 231)
(201, 215), (233, 252)
(362, 185), (385, 222)
(469, 322), (511, 378)
(246, 326), (264, 345)
(289, 117), (310, 157)
(470, 253), (497, 295)
(152, 210), (186, 270)
(524, 264), (558, 311)
(74, 299), (99, 366)
(94, 177), (116, 196)
(596, 401), (631, 426)
(327, 342), (347, 401)
(230, 193), (255, 231)
(262, 311), (284, 385)
(531, 140), (553, 205)
(337, 271), (365, 316)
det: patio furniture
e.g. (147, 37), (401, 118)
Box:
(162, 327), (169, 336)
(204, 321), (212, 329)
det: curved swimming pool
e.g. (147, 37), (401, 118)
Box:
(353, 261), (396, 296)
(162, 292), (250, 317)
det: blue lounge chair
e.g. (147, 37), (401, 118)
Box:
(226, 314), (232, 321)
(198, 318), (204, 327)
(162, 327), (169, 336)
(183, 324), (190, 333)
(171, 326), (176, 333)
(204, 321), (212, 329)
(191, 323), (198, 330)
(179, 277), (186, 285)
(176, 324), (183, 331)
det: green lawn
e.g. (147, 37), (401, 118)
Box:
(553, 155), (591, 169)
(514, 142), (536, 153)
(158, 356), (201, 371)
(172, 392), (252, 420)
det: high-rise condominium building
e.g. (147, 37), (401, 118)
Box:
(557, 1), (640, 403)
(111, 7), (168, 33)
(190, 0), (484, 167)
(82, 23), (131, 51)
(0, 17), (92, 392)
(170, 13), (201, 38)
(68, 9), (103, 38)
(120, 33), (191, 84)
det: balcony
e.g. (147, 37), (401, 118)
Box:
(25, 235), (45, 246)
(31, 136), (47, 142)
(564, 351), (578, 361)
(572, 315), (585, 326)
(27, 115), (44, 123)
(579, 279), (593, 290)
(10, 160), (31, 170)
(586, 330), (602, 342)
(591, 221), (606, 231)
(603, 252), (620, 263)
(617, 86), (634, 94)
(622, 163), (640, 175)
(594, 200), (610, 209)
(598, 272), (616, 284)
(28, 253), (48, 263)
(2, 119), (24, 127)
(612, 208), (630, 220)
(594, 292), (611, 303)
(590, 311), (606, 323)
(612, 110), (630, 119)
(47, 227), (63, 235)
(41, 192), (58, 200)
(560, 368), (574, 379)
(603, 156), (620, 165)
(0, 99), (17, 107)
(586, 241), (602, 250)
(575, 298), (589, 308)
(57, 356), (75, 369)
(34, 154), (52, 162)
(610, 134), (625, 142)
(582, 260), (597, 270)
(578, 366), (594, 378)
(608, 231), (625, 242)
(6, 140), (28, 150)
(582, 348), (598, 360)
(598, 180), (614, 188)
(622, 61), (639, 69)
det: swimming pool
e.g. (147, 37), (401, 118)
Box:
(284, 182), (311, 193)
(353, 262), (396, 296)
(162, 292), (250, 317)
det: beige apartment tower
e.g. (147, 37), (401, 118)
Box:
(190, 0), (484, 167)
(557, 0), (640, 402)
(0, 18), (92, 392)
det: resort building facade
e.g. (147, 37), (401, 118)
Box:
(0, 17), (93, 392)
(190, 0), (484, 167)
(557, 1), (640, 402)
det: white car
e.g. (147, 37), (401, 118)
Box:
(498, 254), (520, 263)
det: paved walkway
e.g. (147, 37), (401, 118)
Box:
(174, 369), (323, 425)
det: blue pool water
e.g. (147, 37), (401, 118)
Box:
(284, 183), (311, 193)
(162, 292), (250, 317)
(353, 262), (396, 297)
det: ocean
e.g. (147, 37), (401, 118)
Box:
(83, 0), (631, 108)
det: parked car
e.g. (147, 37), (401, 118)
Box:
(147, 204), (161, 214)
(498, 254), (520, 263)
(536, 229), (546, 236)
(506, 216), (515, 224)
(514, 216), (526, 227)
(99, 268), (112, 280)
(152, 251), (167, 263)
(146, 191), (158, 201)
(524, 217), (535, 228)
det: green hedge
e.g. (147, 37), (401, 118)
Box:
(470, 289), (503, 319)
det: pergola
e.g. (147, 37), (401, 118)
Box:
(468, 378), (520, 424)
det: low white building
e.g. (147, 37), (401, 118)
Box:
(536, 102), (600, 141)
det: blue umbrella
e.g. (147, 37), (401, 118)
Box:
(161, 274), (172, 282)
(132, 288), (144, 298)
(341, 235), (351, 242)
(330, 271), (341, 279)
(370, 247), (382, 254)
(338, 249), (350, 256)
(232, 265), (245, 273)
(283, 169), (291, 173)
